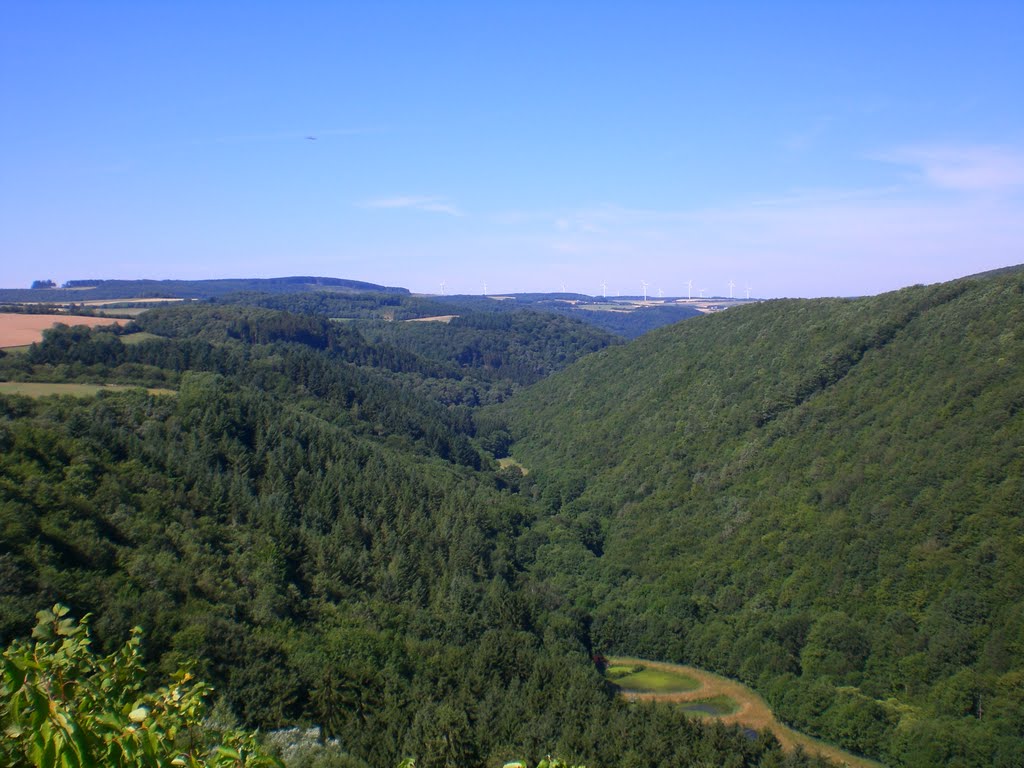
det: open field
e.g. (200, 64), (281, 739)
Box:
(497, 457), (529, 475)
(120, 331), (163, 344)
(609, 657), (884, 768)
(0, 313), (128, 348)
(91, 307), (152, 317)
(405, 315), (458, 323)
(0, 382), (175, 398)
(606, 665), (698, 693)
(74, 297), (185, 307)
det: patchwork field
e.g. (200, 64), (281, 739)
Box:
(0, 313), (128, 348)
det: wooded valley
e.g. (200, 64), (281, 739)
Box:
(1, 269), (1021, 766)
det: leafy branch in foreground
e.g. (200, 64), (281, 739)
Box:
(0, 604), (282, 768)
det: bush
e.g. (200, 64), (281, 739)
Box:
(0, 604), (282, 768)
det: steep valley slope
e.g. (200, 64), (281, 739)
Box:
(498, 269), (1024, 766)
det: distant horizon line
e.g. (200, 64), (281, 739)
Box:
(5, 262), (1020, 301)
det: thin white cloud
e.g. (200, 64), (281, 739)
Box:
(876, 144), (1024, 191)
(490, 187), (1024, 297)
(363, 196), (464, 216)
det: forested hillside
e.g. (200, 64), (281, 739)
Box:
(0, 302), (829, 767)
(498, 270), (1024, 766)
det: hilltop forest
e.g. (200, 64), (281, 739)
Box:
(0, 269), (1022, 766)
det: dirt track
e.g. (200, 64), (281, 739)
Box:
(610, 657), (884, 768)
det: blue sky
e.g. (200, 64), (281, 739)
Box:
(2, 2), (1022, 298)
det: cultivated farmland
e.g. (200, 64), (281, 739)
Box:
(0, 313), (128, 348)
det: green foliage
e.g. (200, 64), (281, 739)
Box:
(361, 309), (618, 386)
(0, 604), (281, 767)
(0, 274), (937, 767)
(499, 271), (1024, 764)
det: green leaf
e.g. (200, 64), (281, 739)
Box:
(215, 745), (242, 760)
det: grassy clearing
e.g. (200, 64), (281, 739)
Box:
(120, 331), (163, 345)
(606, 665), (699, 694)
(605, 665), (639, 677)
(76, 297), (185, 307)
(609, 657), (884, 768)
(92, 307), (152, 317)
(0, 382), (175, 398)
(404, 314), (458, 323)
(1, 345), (31, 354)
(498, 457), (529, 475)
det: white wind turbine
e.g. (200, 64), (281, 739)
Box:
(601, 281), (607, 298)
(728, 279), (736, 299)
(439, 281), (446, 296)
(745, 285), (751, 300)
(641, 280), (649, 301)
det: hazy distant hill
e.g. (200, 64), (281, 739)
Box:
(1, 277), (704, 339)
(222, 289), (705, 339)
(0, 275), (408, 302)
(498, 268), (1024, 765)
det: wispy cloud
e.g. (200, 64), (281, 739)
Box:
(876, 144), (1024, 191)
(362, 196), (464, 216)
(486, 184), (1024, 297)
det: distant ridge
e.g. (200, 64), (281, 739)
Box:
(961, 262), (1024, 281)
(0, 276), (409, 302)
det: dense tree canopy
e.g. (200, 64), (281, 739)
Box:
(0, 298), (831, 767)
(3, 270), (1022, 765)
(498, 272), (1024, 765)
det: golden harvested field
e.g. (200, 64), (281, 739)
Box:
(0, 313), (128, 348)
